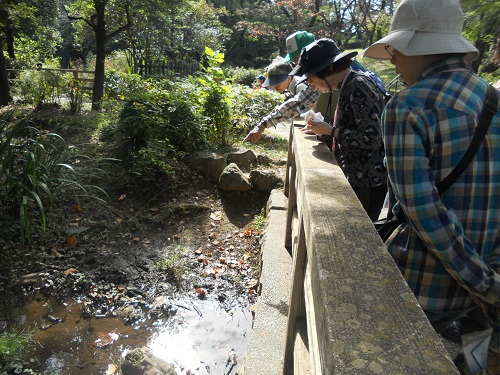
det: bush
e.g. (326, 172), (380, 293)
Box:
(227, 84), (283, 136)
(104, 69), (144, 100)
(12, 69), (68, 108)
(0, 112), (112, 243)
(114, 82), (208, 191)
(225, 66), (263, 87)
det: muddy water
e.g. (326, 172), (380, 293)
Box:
(13, 295), (252, 374)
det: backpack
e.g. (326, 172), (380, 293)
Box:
(351, 59), (392, 104)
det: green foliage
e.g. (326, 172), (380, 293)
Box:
(0, 328), (33, 371)
(252, 207), (266, 233)
(156, 245), (188, 282)
(0, 113), (112, 243)
(224, 66), (263, 87)
(197, 46), (232, 146)
(12, 68), (68, 108)
(227, 83), (282, 136)
(104, 69), (144, 100)
(112, 80), (207, 192)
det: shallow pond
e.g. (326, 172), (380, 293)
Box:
(11, 294), (252, 374)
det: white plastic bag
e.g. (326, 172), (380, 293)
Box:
(300, 109), (324, 123)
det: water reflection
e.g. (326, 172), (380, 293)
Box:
(149, 299), (251, 374)
(11, 295), (251, 374)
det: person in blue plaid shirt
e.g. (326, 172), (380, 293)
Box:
(363, 0), (499, 372)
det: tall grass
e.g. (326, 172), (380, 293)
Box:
(0, 328), (33, 371)
(0, 112), (114, 244)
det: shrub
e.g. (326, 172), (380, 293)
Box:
(12, 68), (68, 108)
(196, 47), (232, 146)
(0, 113), (112, 243)
(0, 328), (34, 372)
(104, 69), (144, 100)
(227, 84), (282, 136)
(114, 82), (207, 192)
(225, 66), (263, 87)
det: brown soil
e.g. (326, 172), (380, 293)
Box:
(0, 105), (286, 373)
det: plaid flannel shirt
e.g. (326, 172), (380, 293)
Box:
(384, 57), (500, 315)
(261, 84), (320, 128)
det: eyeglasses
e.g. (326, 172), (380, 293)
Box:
(385, 45), (395, 59)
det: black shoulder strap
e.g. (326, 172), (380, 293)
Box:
(437, 84), (499, 194)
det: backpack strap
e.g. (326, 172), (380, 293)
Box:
(437, 84), (499, 194)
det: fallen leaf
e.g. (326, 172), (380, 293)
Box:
(195, 247), (203, 255)
(66, 235), (77, 248)
(196, 287), (206, 296)
(150, 207), (159, 213)
(244, 228), (254, 237)
(243, 213), (250, 217)
(92, 331), (119, 348)
(51, 246), (64, 258)
(210, 211), (222, 221)
(132, 237), (140, 242)
(105, 364), (117, 375)
(118, 194), (127, 201)
(75, 204), (82, 212)
(114, 218), (122, 224)
(64, 268), (79, 276)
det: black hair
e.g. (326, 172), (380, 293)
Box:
(315, 57), (353, 79)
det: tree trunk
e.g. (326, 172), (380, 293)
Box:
(91, 11), (107, 111)
(0, 37), (13, 106)
(470, 39), (487, 74)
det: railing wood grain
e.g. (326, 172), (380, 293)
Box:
(283, 122), (459, 374)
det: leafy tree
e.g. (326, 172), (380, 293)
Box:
(64, 0), (132, 110)
(0, 0), (60, 105)
(461, 0), (500, 73)
(124, 0), (229, 76)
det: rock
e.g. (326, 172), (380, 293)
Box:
(187, 150), (226, 182)
(219, 163), (252, 191)
(249, 169), (283, 192)
(20, 273), (44, 287)
(121, 347), (176, 375)
(226, 148), (257, 169)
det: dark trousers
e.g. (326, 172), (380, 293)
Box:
(352, 184), (387, 222)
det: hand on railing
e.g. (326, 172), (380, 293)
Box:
(301, 119), (332, 136)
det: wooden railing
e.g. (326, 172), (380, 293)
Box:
(7, 67), (95, 91)
(282, 122), (459, 374)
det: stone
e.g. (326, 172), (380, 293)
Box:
(219, 163), (252, 191)
(250, 169), (282, 192)
(121, 347), (176, 375)
(187, 150), (226, 182)
(226, 148), (257, 169)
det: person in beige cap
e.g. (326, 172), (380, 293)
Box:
(363, 0), (499, 373)
(259, 57), (308, 95)
(243, 31), (320, 144)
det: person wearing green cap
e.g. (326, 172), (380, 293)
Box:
(283, 30), (315, 63)
(243, 30), (321, 144)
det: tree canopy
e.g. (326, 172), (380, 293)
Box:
(0, 0), (498, 108)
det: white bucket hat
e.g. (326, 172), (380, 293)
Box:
(362, 0), (479, 61)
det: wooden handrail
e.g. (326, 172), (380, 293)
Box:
(283, 122), (459, 374)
